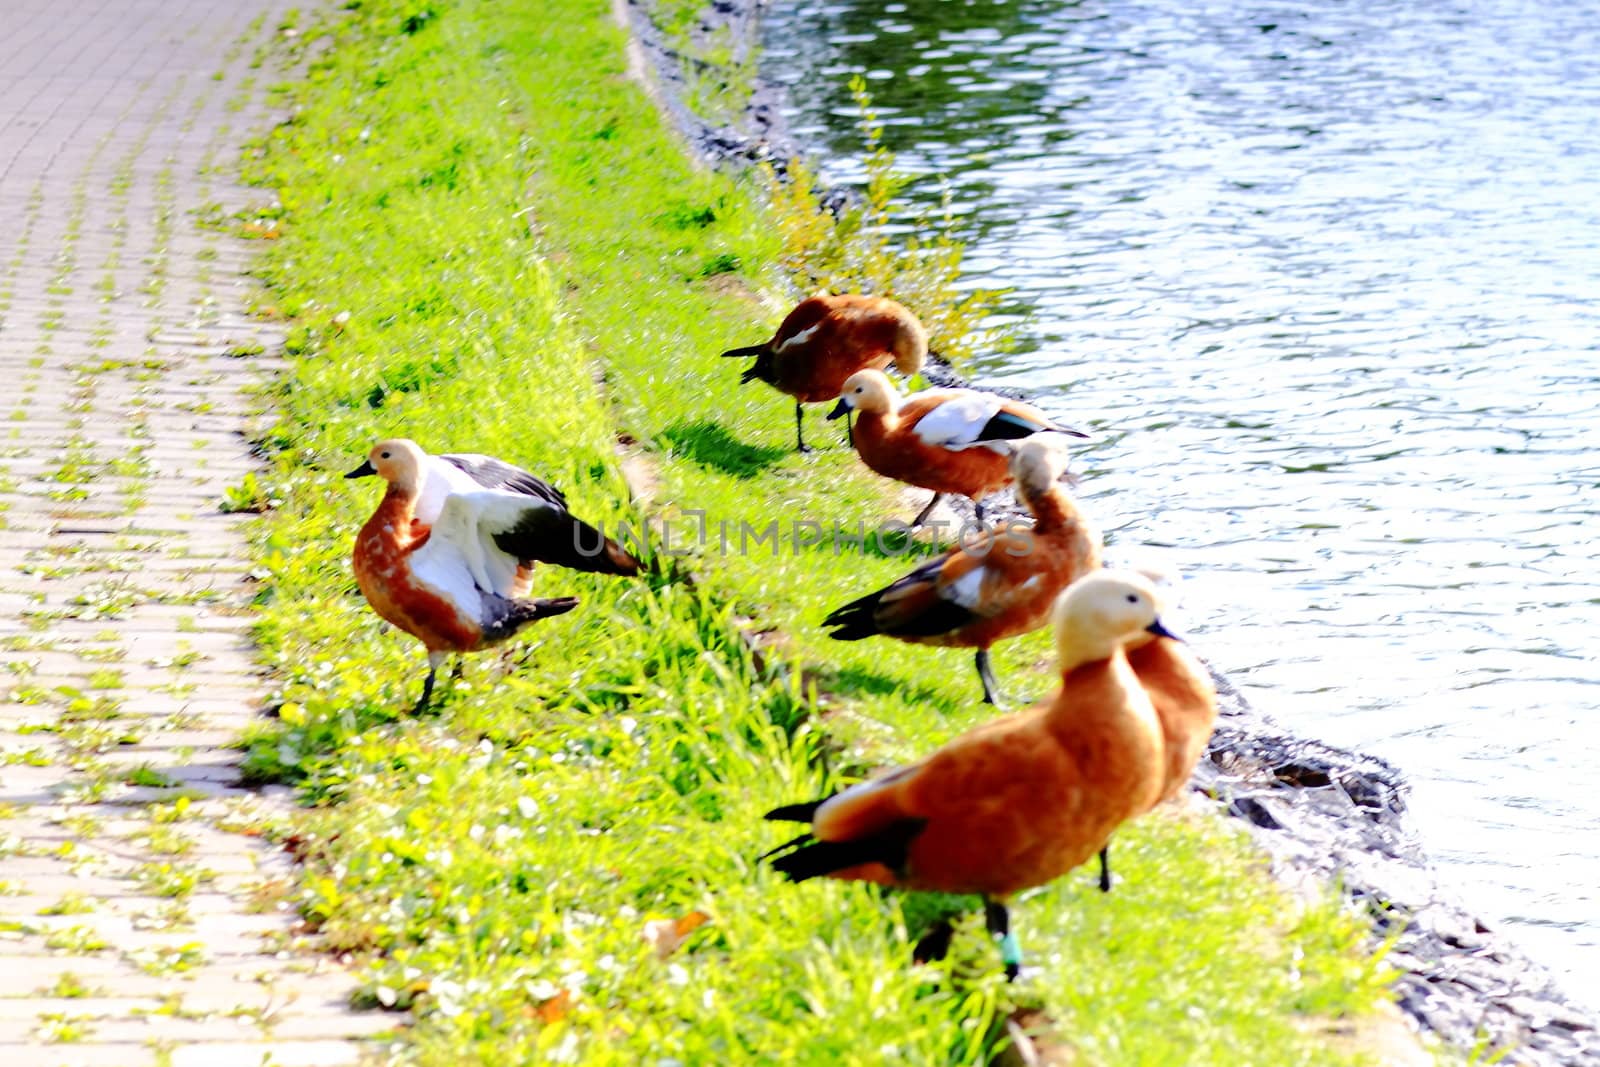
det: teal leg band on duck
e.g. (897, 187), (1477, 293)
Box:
(1000, 931), (1022, 968)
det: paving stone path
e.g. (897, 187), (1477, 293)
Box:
(0, 3), (393, 1064)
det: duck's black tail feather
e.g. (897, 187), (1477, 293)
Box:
(757, 829), (814, 862)
(493, 511), (642, 577)
(765, 800), (827, 824)
(821, 592), (883, 640)
(731, 349), (774, 386)
(560, 514), (643, 576)
(482, 595), (580, 645)
(720, 343), (769, 359)
(822, 583), (974, 641)
(526, 596), (580, 619)
(764, 819), (926, 884)
(822, 552), (969, 641)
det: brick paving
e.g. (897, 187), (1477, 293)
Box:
(0, 3), (393, 1064)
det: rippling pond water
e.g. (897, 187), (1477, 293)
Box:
(761, 0), (1600, 994)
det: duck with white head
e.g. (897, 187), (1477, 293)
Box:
(346, 438), (640, 712)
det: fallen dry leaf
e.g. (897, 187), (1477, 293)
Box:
(532, 988), (572, 1024)
(641, 910), (710, 959)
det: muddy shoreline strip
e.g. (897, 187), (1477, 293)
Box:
(616, 0), (1600, 1061)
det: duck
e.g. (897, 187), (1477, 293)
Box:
(1093, 580), (1219, 892)
(820, 439), (1101, 705)
(346, 438), (641, 712)
(721, 294), (927, 452)
(827, 369), (1088, 525)
(763, 570), (1172, 979)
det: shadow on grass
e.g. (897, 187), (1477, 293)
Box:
(821, 664), (957, 710)
(662, 419), (788, 480)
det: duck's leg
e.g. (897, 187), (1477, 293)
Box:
(912, 919), (956, 966)
(1097, 845), (1112, 893)
(910, 492), (945, 528)
(794, 401), (813, 453)
(974, 500), (987, 524)
(413, 669), (437, 715)
(975, 648), (1003, 706)
(984, 898), (1021, 982)
(412, 650), (448, 714)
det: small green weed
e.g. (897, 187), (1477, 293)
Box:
(34, 1012), (95, 1044)
(45, 925), (110, 953)
(39, 893), (96, 917)
(133, 861), (215, 898)
(40, 972), (101, 999)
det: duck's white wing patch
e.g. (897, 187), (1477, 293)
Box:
(944, 564), (991, 611)
(440, 453), (568, 509)
(431, 491), (531, 596)
(408, 508), (483, 622)
(774, 322), (821, 353)
(912, 392), (1003, 450)
(415, 454), (486, 526)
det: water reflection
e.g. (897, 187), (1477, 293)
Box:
(764, 0), (1600, 994)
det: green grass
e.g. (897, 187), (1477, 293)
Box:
(238, 0), (1397, 1063)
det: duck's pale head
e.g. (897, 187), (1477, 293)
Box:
(1120, 557), (1185, 652)
(347, 438), (426, 492)
(1051, 570), (1174, 672)
(827, 369), (899, 420)
(1009, 438), (1070, 495)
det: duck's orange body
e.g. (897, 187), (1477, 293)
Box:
(1128, 635), (1219, 803)
(722, 295), (927, 450)
(876, 488), (1100, 651)
(822, 441), (1101, 703)
(1087, 600), (1221, 895)
(346, 438), (638, 711)
(738, 294), (927, 403)
(828, 370), (1088, 523)
(767, 571), (1174, 977)
(852, 394), (1012, 498)
(812, 655), (1165, 896)
(353, 491), (485, 654)
(854, 390), (1073, 499)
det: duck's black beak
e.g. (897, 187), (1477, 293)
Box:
(1145, 618), (1180, 641)
(345, 459), (377, 479)
(826, 398), (851, 422)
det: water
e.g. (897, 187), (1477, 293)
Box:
(761, 0), (1600, 996)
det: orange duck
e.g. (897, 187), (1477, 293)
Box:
(721, 294), (927, 452)
(346, 439), (640, 711)
(764, 570), (1172, 978)
(1094, 577), (1219, 891)
(821, 440), (1101, 705)
(827, 369), (1088, 525)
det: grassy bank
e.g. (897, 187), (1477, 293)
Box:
(239, 0), (1396, 1062)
